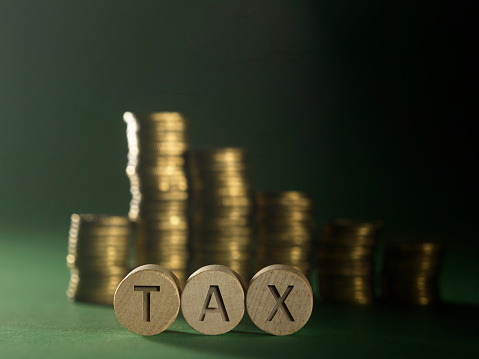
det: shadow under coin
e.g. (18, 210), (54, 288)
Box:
(144, 303), (479, 358)
(144, 314), (321, 359)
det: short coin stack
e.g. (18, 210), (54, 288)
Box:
(188, 148), (254, 281)
(318, 220), (382, 304)
(255, 191), (315, 277)
(66, 214), (132, 305)
(381, 241), (445, 305)
(124, 112), (190, 285)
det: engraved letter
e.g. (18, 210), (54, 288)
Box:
(198, 285), (230, 322)
(266, 285), (294, 321)
(134, 285), (160, 322)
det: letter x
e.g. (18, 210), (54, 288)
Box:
(266, 285), (294, 322)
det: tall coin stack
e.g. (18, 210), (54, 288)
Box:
(188, 148), (254, 281)
(381, 242), (445, 305)
(66, 214), (131, 305)
(318, 220), (382, 304)
(255, 191), (315, 277)
(124, 112), (189, 285)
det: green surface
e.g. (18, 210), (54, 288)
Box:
(1, 229), (478, 359)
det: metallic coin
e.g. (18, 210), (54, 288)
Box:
(138, 218), (188, 231)
(190, 148), (248, 162)
(137, 130), (187, 141)
(257, 226), (313, 237)
(385, 241), (445, 256)
(188, 147), (253, 285)
(381, 240), (445, 305)
(138, 141), (188, 155)
(383, 260), (443, 273)
(137, 253), (188, 267)
(71, 214), (131, 227)
(255, 191), (315, 290)
(193, 233), (251, 245)
(69, 262), (130, 273)
(322, 219), (383, 238)
(195, 195), (253, 208)
(193, 242), (251, 254)
(257, 246), (311, 261)
(138, 191), (189, 201)
(66, 214), (132, 305)
(255, 191), (313, 210)
(317, 250), (375, 262)
(140, 201), (188, 213)
(195, 251), (252, 262)
(256, 210), (315, 222)
(320, 292), (375, 305)
(131, 111), (187, 126)
(137, 156), (185, 168)
(258, 221), (316, 232)
(68, 235), (130, 246)
(256, 262), (311, 274)
(318, 266), (374, 277)
(192, 176), (252, 188)
(70, 226), (132, 237)
(320, 234), (377, 246)
(193, 215), (251, 228)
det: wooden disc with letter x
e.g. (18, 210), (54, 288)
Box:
(246, 264), (313, 336)
(181, 265), (245, 335)
(114, 264), (181, 336)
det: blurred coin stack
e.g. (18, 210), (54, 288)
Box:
(318, 220), (382, 304)
(381, 242), (445, 305)
(255, 191), (315, 277)
(66, 214), (131, 305)
(124, 112), (189, 285)
(188, 148), (254, 281)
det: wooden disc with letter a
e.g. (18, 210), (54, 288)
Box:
(114, 264), (181, 335)
(246, 264), (313, 336)
(181, 265), (245, 335)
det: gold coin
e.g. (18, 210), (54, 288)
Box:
(71, 214), (131, 227)
(256, 191), (313, 208)
(190, 148), (248, 163)
(322, 219), (383, 238)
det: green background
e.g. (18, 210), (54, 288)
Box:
(0, 1), (477, 357)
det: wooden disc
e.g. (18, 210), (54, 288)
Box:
(114, 264), (181, 336)
(246, 264), (313, 336)
(181, 265), (245, 335)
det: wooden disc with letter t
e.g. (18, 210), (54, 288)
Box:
(114, 264), (181, 336)
(246, 264), (313, 336)
(181, 265), (245, 335)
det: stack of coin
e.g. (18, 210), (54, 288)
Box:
(318, 220), (382, 304)
(381, 241), (445, 305)
(188, 148), (254, 281)
(66, 214), (131, 305)
(124, 112), (141, 221)
(123, 112), (189, 285)
(255, 191), (315, 277)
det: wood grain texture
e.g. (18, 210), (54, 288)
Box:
(246, 264), (313, 336)
(113, 264), (181, 335)
(181, 265), (245, 335)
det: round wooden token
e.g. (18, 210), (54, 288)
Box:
(246, 264), (313, 336)
(181, 265), (245, 335)
(114, 264), (181, 336)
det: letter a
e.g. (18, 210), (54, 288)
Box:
(198, 285), (230, 321)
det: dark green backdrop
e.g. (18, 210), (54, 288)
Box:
(0, 1), (477, 303)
